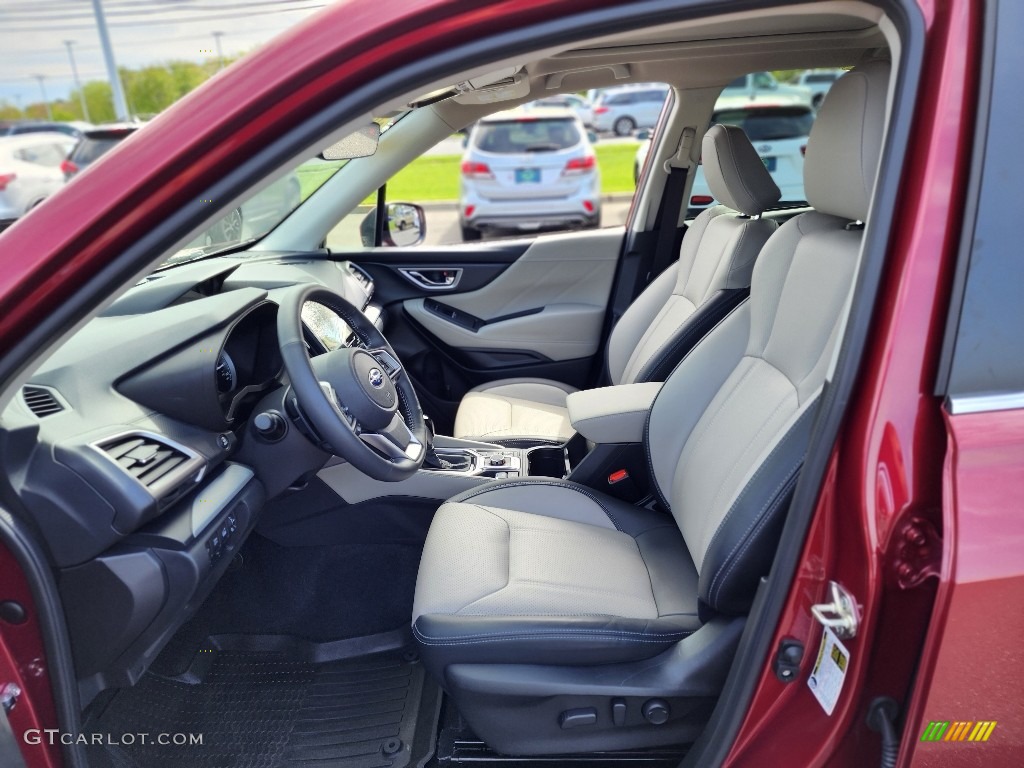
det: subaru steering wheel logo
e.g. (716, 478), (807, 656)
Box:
(367, 367), (385, 389)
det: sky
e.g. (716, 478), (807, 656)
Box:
(0, 0), (328, 110)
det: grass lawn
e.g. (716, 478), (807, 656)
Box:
(297, 141), (641, 204)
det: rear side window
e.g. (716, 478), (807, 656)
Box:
(726, 76), (748, 88)
(638, 90), (667, 102)
(473, 119), (580, 153)
(805, 73), (838, 84)
(608, 92), (635, 105)
(712, 107), (814, 141)
(72, 138), (121, 165)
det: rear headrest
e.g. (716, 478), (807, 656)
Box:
(804, 60), (890, 221)
(702, 124), (780, 216)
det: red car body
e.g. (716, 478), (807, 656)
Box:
(0, 0), (1020, 767)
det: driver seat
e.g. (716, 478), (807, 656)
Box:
(412, 62), (890, 754)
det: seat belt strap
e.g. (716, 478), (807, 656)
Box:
(648, 126), (696, 282)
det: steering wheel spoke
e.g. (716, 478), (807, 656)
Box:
(367, 346), (404, 382)
(359, 413), (423, 461)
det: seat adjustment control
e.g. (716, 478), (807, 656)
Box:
(612, 698), (627, 726)
(559, 707), (597, 729)
(642, 699), (670, 725)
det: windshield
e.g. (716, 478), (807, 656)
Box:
(160, 154), (349, 267)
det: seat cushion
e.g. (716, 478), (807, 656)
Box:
(452, 378), (577, 442)
(412, 479), (701, 674)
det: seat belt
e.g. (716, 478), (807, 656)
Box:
(647, 126), (696, 282)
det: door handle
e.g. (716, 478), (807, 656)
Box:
(398, 268), (462, 290)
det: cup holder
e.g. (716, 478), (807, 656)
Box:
(526, 446), (569, 478)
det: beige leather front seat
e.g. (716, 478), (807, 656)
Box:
(452, 124), (781, 443)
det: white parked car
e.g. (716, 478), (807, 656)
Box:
(525, 94), (595, 127)
(591, 84), (669, 135)
(793, 69), (847, 108)
(0, 133), (76, 223)
(634, 105), (814, 213)
(459, 108), (600, 240)
(716, 71), (814, 108)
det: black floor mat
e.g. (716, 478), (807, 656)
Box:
(85, 647), (441, 768)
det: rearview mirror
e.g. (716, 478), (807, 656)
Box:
(321, 123), (381, 160)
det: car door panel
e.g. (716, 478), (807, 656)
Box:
(401, 227), (620, 361)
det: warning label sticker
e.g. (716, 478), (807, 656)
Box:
(807, 626), (850, 716)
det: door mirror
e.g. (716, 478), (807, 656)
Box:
(386, 202), (426, 247)
(359, 202), (427, 247)
(586, 130), (599, 144)
(636, 129), (651, 141)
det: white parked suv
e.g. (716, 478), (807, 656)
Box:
(0, 133), (76, 225)
(634, 105), (814, 214)
(716, 71), (814, 108)
(591, 84), (669, 136)
(459, 108), (600, 240)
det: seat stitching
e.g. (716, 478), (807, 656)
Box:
(706, 464), (797, 605)
(413, 625), (691, 644)
(702, 404), (813, 595)
(712, 468), (800, 606)
(680, 358), (758, 467)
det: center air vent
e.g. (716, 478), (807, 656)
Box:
(22, 385), (64, 417)
(96, 433), (205, 506)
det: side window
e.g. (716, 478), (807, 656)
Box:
(754, 72), (776, 89)
(328, 90), (671, 249)
(16, 144), (66, 167)
(940, 0), (1024, 407)
(727, 76), (748, 89)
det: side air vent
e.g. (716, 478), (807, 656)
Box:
(22, 385), (65, 417)
(95, 432), (206, 507)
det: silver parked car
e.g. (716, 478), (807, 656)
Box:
(459, 108), (600, 240)
(591, 84), (669, 136)
(0, 133), (76, 224)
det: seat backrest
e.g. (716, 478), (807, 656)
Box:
(645, 60), (891, 615)
(606, 126), (780, 385)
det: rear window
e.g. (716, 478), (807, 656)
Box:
(712, 107), (814, 141)
(473, 118), (580, 153)
(72, 137), (122, 165)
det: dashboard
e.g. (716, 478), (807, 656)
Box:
(1, 253), (379, 704)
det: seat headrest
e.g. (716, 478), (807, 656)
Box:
(701, 123), (780, 216)
(804, 60), (890, 221)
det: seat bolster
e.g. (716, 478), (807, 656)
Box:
(413, 613), (700, 673)
(698, 398), (818, 614)
(631, 288), (750, 384)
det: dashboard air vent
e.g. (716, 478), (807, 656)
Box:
(97, 433), (205, 504)
(22, 386), (64, 417)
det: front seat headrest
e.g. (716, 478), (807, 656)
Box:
(804, 60), (891, 221)
(702, 123), (781, 216)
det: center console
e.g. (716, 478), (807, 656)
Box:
(428, 444), (569, 479)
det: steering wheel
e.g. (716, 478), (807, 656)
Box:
(277, 284), (426, 481)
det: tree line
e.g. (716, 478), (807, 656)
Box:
(0, 56), (240, 123)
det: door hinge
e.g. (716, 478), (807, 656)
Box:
(811, 581), (861, 639)
(890, 516), (941, 589)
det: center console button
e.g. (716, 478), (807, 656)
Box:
(488, 455), (508, 467)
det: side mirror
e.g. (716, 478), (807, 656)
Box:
(359, 202), (427, 247)
(586, 130), (599, 144)
(636, 129), (651, 141)
(462, 134), (469, 149)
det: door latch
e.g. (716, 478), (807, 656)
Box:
(810, 581), (861, 639)
(0, 683), (21, 714)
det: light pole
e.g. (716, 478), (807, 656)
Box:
(91, 0), (130, 120)
(64, 40), (92, 123)
(212, 31), (225, 70)
(32, 75), (53, 121)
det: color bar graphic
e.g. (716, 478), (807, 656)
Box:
(921, 721), (996, 742)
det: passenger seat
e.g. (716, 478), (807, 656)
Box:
(453, 124), (782, 443)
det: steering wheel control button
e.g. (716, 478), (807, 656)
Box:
(253, 411), (288, 442)
(642, 699), (671, 725)
(559, 708), (597, 729)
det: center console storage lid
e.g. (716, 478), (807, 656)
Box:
(566, 382), (662, 445)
